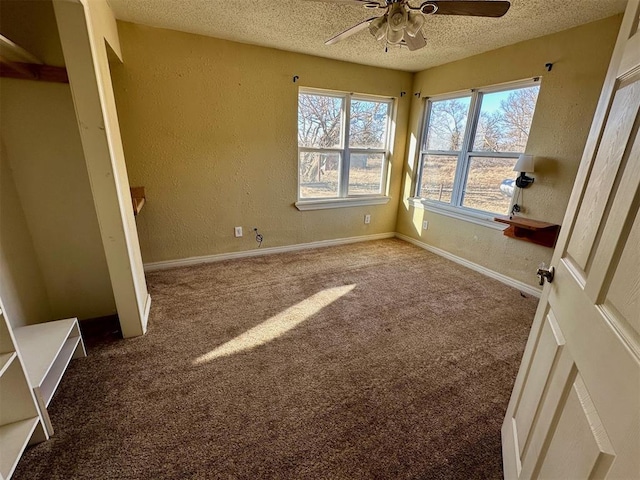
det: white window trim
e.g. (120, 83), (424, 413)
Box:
(297, 88), (394, 208)
(408, 198), (507, 230)
(296, 196), (391, 211)
(411, 78), (541, 224)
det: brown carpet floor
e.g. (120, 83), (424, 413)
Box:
(14, 239), (537, 480)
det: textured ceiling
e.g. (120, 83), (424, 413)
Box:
(107, 0), (626, 72)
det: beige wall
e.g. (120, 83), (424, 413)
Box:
(111, 22), (413, 263)
(0, 78), (116, 320)
(396, 15), (621, 287)
(112, 15), (618, 289)
(0, 143), (51, 328)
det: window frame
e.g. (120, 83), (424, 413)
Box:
(296, 87), (394, 209)
(412, 78), (541, 226)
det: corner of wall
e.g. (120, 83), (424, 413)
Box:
(0, 138), (53, 327)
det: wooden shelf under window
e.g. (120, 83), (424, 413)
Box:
(494, 215), (561, 248)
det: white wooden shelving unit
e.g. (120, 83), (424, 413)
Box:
(0, 303), (47, 480)
(0, 296), (86, 479)
(13, 318), (86, 436)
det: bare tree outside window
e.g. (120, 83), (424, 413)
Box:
(350, 100), (388, 149)
(418, 82), (541, 215)
(298, 91), (392, 199)
(298, 94), (342, 149)
(473, 86), (540, 153)
(499, 87), (539, 152)
(426, 97), (471, 151)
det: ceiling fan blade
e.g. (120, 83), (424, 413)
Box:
(429, 1), (511, 17)
(403, 31), (427, 51)
(306, 0), (381, 7)
(325, 16), (379, 45)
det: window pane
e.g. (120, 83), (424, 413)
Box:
(473, 85), (540, 153)
(349, 100), (389, 149)
(425, 96), (472, 151)
(299, 152), (340, 199)
(298, 93), (343, 148)
(462, 156), (517, 214)
(348, 153), (384, 195)
(419, 154), (458, 203)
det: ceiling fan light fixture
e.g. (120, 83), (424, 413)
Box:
(386, 26), (404, 44)
(369, 15), (388, 41)
(405, 11), (425, 37)
(388, 4), (408, 32)
(323, 0), (512, 52)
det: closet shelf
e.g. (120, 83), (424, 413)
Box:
(0, 34), (68, 84)
(13, 318), (85, 409)
(0, 417), (40, 480)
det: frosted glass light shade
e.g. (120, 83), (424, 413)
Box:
(406, 12), (425, 37)
(388, 7), (407, 32)
(369, 16), (388, 41)
(386, 27), (404, 44)
(514, 154), (534, 173)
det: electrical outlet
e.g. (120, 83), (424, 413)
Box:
(364, 214), (371, 224)
(234, 226), (243, 238)
(422, 220), (429, 230)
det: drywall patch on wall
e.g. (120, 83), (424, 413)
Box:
(0, 78), (115, 320)
(396, 15), (622, 288)
(0, 141), (52, 328)
(111, 22), (413, 263)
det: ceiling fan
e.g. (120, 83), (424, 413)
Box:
(319, 0), (511, 51)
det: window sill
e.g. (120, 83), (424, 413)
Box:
(296, 196), (391, 211)
(408, 198), (507, 231)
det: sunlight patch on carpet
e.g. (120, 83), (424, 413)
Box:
(193, 284), (356, 363)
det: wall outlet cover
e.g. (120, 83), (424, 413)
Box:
(422, 221), (429, 230)
(234, 226), (243, 237)
(364, 214), (371, 224)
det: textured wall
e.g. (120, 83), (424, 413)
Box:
(111, 22), (413, 263)
(0, 143), (51, 328)
(0, 79), (116, 320)
(396, 15), (622, 288)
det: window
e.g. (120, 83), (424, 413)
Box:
(415, 80), (541, 218)
(297, 89), (393, 206)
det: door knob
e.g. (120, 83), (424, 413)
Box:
(537, 265), (555, 285)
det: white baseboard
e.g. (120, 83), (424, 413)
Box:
(143, 231), (542, 298)
(395, 233), (542, 298)
(144, 232), (396, 272)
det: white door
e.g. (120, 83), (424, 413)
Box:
(502, 1), (640, 478)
